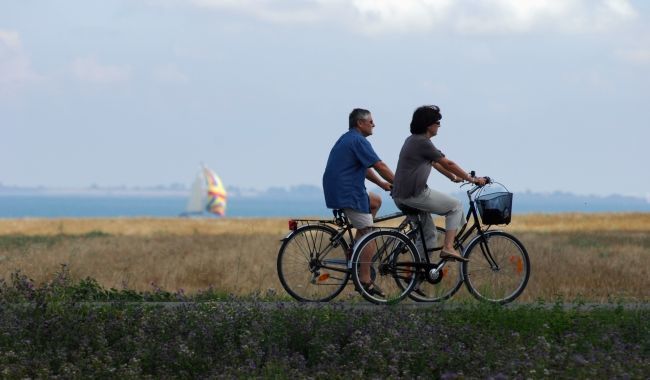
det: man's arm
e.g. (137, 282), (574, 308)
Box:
(366, 161), (394, 191)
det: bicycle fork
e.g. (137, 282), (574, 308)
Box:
(467, 234), (501, 271)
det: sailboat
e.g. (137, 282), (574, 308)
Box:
(181, 165), (227, 217)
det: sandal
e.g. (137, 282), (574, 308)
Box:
(361, 282), (386, 298)
(440, 249), (469, 262)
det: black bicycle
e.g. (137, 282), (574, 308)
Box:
(276, 210), (410, 302)
(350, 176), (530, 305)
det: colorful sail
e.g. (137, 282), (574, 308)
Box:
(182, 165), (227, 217)
(203, 167), (227, 216)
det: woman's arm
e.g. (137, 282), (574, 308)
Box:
(435, 157), (487, 185)
(432, 161), (463, 182)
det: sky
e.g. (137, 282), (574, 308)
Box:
(1, 0), (649, 199)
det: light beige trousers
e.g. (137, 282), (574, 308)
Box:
(394, 187), (465, 253)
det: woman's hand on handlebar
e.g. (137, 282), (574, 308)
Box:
(471, 176), (489, 186)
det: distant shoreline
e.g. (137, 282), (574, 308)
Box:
(0, 191), (647, 218)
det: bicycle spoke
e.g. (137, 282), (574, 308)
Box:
(277, 225), (350, 302)
(463, 231), (530, 304)
(351, 230), (418, 304)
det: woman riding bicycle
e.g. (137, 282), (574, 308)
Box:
(391, 105), (488, 262)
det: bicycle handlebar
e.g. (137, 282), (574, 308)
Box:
(467, 170), (491, 186)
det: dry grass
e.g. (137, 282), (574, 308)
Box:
(502, 212), (650, 233)
(0, 217), (288, 237)
(0, 213), (648, 302)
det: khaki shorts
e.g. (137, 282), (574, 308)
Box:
(343, 208), (374, 229)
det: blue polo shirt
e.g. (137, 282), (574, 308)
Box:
(322, 129), (381, 213)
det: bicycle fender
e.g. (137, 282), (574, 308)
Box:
(280, 231), (294, 242)
(280, 224), (340, 243)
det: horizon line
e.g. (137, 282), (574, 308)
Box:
(0, 183), (648, 203)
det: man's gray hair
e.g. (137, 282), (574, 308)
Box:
(349, 108), (371, 129)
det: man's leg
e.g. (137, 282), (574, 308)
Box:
(368, 192), (382, 218)
(356, 227), (374, 284)
(344, 208), (376, 285)
(364, 192), (383, 283)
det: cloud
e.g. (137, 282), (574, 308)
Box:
(350, 0), (453, 34)
(0, 30), (40, 90)
(190, 0), (336, 23)
(186, 0), (639, 35)
(71, 57), (131, 84)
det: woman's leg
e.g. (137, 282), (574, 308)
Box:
(399, 188), (465, 258)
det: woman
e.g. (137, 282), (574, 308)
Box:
(391, 105), (487, 261)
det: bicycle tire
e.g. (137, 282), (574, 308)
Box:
(407, 226), (464, 302)
(350, 229), (419, 305)
(277, 224), (350, 302)
(461, 231), (530, 304)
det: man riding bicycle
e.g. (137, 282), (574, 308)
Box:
(322, 108), (394, 296)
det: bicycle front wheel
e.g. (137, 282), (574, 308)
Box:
(462, 231), (530, 304)
(277, 224), (350, 302)
(351, 230), (419, 305)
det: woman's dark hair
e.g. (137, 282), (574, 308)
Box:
(349, 108), (371, 129)
(410, 105), (442, 134)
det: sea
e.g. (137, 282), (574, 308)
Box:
(0, 195), (332, 218)
(0, 192), (648, 218)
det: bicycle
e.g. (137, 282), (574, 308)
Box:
(277, 209), (410, 302)
(350, 175), (530, 305)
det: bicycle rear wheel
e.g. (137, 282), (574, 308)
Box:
(462, 231), (530, 304)
(351, 230), (419, 305)
(277, 224), (350, 302)
(406, 226), (463, 302)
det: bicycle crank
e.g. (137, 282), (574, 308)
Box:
(426, 264), (445, 284)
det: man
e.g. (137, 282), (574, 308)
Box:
(323, 108), (394, 296)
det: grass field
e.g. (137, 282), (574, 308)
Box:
(0, 213), (648, 302)
(0, 214), (648, 377)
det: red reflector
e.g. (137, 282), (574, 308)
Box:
(288, 220), (298, 231)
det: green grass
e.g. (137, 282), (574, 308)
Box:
(0, 230), (111, 250)
(565, 231), (650, 248)
(0, 266), (231, 303)
(0, 270), (648, 378)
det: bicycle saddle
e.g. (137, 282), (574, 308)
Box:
(332, 209), (348, 226)
(396, 203), (421, 216)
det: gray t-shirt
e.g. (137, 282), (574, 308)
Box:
(392, 134), (445, 199)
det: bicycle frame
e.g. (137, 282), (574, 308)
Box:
(391, 183), (501, 277)
(284, 210), (410, 276)
(456, 184), (501, 269)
